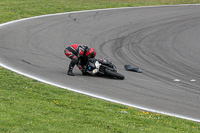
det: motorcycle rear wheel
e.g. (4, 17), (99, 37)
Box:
(105, 69), (125, 80)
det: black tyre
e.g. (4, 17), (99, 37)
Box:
(105, 69), (125, 80)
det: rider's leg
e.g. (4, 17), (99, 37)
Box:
(76, 59), (90, 75)
(64, 49), (78, 76)
(77, 64), (88, 75)
(68, 57), (78, 76)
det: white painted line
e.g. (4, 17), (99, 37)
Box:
(1, 4), (200, 123)
(191, 79), (196, 82)
(174, 79), (180, 82)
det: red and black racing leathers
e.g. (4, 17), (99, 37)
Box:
(65, 44), (94, 76)
(64, 44), (88, 71)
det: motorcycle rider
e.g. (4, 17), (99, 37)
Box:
(64, 44), (96, 76)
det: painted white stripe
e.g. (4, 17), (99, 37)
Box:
(1, 4), (200, 122)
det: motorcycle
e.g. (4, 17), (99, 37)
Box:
(84, 58), (125, 80)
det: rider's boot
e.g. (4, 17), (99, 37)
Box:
(68, 69), (74, 76)
(67, 62), (75, 76)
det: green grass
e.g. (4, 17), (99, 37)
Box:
(0, 0), (200, 132)
(1, 67), (200, 132)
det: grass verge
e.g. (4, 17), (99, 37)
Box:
(0, 0), (200, 132)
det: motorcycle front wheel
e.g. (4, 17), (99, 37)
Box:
(105, 69), (125, 80)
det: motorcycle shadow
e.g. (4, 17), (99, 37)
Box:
(75, 73), (124, 80)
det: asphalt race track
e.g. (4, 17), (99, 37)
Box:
(1, 5), (200, 122)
